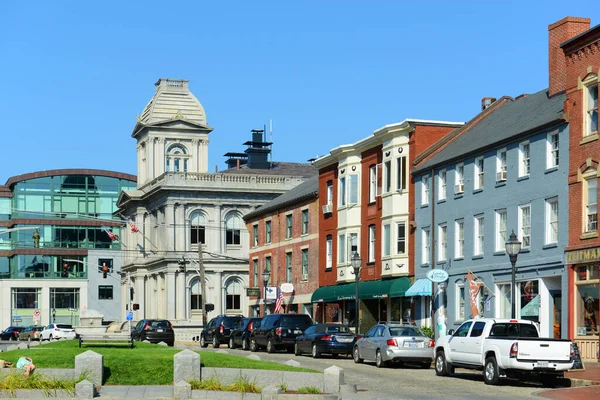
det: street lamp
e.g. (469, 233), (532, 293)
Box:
(350, 251), (362, 335)
(261, 268), (270, 317)
(505, 230), (522, 319)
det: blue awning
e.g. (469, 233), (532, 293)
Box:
(405, 278), (432, 297)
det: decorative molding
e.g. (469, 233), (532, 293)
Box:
(385, 151), (391, 157)
(398, 147), (404, 154)
(569, 42), (600, 64)
(351, 166), (356, 171)
(340, 169), (345, 175)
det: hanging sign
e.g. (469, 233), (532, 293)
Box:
(427, 269), (449, 283)
(280, 283), (294, 293)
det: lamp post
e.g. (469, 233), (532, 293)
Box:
(261, 268), (270, 317)
(505, 230), (522, 319)
(351, 251), (362, 335)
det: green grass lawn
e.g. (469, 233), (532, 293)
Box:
(1, 340), (316, 385)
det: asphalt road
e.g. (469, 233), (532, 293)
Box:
(195, 344), (556, 400)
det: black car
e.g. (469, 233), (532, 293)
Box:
(200, 315), (244, 348)
(228, 317), (262, 350)
(131, 319), (175, 346)
(295, 323), (356, 358)
(1, 326), (25, 341)
(250, 313), (313, 353)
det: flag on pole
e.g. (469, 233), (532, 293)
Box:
(274, 292), (284, 314)
(129, 221), (140, 233)
(467, 271), (481, 318)
(103, 227), (119, 242)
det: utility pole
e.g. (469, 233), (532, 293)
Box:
(198, 241), (207, 327)
(127, 271), (132, 338)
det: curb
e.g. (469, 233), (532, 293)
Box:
(568, 377), (600, 387)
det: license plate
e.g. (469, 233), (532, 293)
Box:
(294, 330), (302, 334)
(337, 337), (352, 343)
(537, 361), (549, 368)
(157, 329), (163, 332)
(404, 342), (417, 348)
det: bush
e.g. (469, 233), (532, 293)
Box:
(420, 326), (434, 338)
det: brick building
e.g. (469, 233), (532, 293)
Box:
(311, 119), (462, 333)
(551, 17), (600, 360)
(244, 176), (319, 317)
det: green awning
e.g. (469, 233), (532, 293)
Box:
(311, 277), (412, 303)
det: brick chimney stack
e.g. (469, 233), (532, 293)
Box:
(548, 17), (591, 96)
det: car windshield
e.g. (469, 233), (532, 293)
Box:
(280, 315), (313, 328)
(489, 323), (539, 338)
(389, 327), (426, 337)
(148, 320), (170, 329)
(222, 317), (243, 328)
(57, 324), (73, 329)
(325, 325), (351, 333)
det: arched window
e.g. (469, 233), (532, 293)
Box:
(190, 278), (203, 310)
(165, 144), (189, 173)
(226, 278), (241, 310)
(225, 213), (241, 245)
(190, 211), (206, 245)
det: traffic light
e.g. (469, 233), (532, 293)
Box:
(132, 303), (140, 311)
(177, 258), (186, 273)
(102, 264), (109, 279)
(62, 263), (69, 278)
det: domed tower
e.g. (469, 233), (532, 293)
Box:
(132, 78), (213, 188)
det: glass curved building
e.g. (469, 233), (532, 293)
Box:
(0, 169), (136, 328)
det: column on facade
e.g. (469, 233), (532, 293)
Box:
(153, 137), (159, 178)
(201, 140), (208, 172)
(175, 203), (185, 252)
(165, 272), (176, 320)
(165, 203), (175, 252)
(41, 287), (50, 326)
(214, 271), (222, 315)
(177, 271), (186, 320)
(134, 274), (144, 319)
(221, 274), (227, 315)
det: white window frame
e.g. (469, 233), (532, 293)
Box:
(326, 235), (333, 270)
(545, 197), (559, 245)
(456, 281), (465, 321)
(369, 165), (377, 203)
(396, 156), (407, 191)
(474, 156), (484, 190)
(348, 174), (359, 205)
(455, 219), (464, 259)
(546, 132), (559, 169)
(383, 160), (392, 194)
(474, 215), (484, 256)
(253, 224), (258, 247)
(438, 223), (447, 262)
(368, 225), (376, 263)
(454, 163), (464, 194)
(438, 169), (447, 201)
(422, 227), (431, 265)
(338, 234), (346, 265)
(326, 182), (333, 206)
(339, 176), (346, 207)
(518, 141), (530, 177)
(495, 209), (507, 252)
(396, 221), (406, 255)
(584, 171), (598, 232)
(383, 224), (391, 257)
(584, 74), (598, 137)
(421, 175), (430, 206)
(518, 204), (531, 249)
(265, 220), (272, 243)
(496, 148), (507, 182)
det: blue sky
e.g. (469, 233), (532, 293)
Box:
(0, 1), (597, 183)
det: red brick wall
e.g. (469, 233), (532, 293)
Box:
(360, 146), (382, 280)
(318, 164), (338, 287)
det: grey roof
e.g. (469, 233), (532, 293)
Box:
(139, 78), (207, 125)
(412, 89), (566, 174)
(222, 162), (317, 178)
(243, 176), (319, 220)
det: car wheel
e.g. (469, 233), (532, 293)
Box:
(484, 357), (500, 385)
(229, 337), (235, 349)
(49, 334), (53, 341)
(200, 335), (208, 348)
(27, 336), (31, 342)
(242, 338), (249, 351)
(9, 335), (15, 341)
(435, 351), (448, 376)
(312, 343), (321, 359)
(353, 346), (363, 363)
(212, 336), (220, 349)
(266, 338), (275, 353)
(250, 338), (258, 352)
(375, 350), (386, 368)
(294, 342), (301, 356)
(16, 335), (20, 341)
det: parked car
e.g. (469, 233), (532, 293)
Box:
(131, 319), (175, 346)
(200, 315), (244, 348)
(40, 323), (77, 341)
(295, 323), (356, 358)
(353, 323), (434, 368)
(250, 313), (313, 353)
(0, 326), (25, 341)
(17, 325), (44, 341)
(228, 317), (262, 350)
(434, 318), (573, 386)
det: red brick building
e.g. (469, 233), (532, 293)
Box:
(244, 177), (319, 317)
(312, 120), (463, 332)
(551, 17), (600, 359)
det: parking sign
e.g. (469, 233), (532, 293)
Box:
(126, 311), (133, 321)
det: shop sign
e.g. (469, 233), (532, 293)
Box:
(246, 288), (260, 297)
(265, 286), (278, 301)
(565, 246), (600, 264)
(280, 283), (294, 293)
(427, 269), (449, 283)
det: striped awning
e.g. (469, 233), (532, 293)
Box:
(405, 278), (432, 297)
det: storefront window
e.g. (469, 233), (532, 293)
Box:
(498, 284), (511, 318)
(575, 265), (599, 337)
(519, 280), (539, 323)
(325, 303), (342, 323)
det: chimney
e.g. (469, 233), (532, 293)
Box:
(481, 97), (497, 111)
(548, 17), (591, 96)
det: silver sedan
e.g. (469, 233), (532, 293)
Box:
(353, 323), (434, 368)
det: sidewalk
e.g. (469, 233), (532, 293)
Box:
(537, 361), (600, 400)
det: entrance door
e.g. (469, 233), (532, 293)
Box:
(550, 291), (562, 339)
(360, 299), (378, 334)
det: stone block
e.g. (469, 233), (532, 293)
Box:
(75, 379), (95, 399)
(261, 385), (283, 400)
(6, 345), (18, 352)
(339, 384), (357, 393)
(173, 380), (191, 399)
(283, 359), (301, 367)
(28, 341), (40, 347)
(74, 350), (103, 386)
(157, 341), (168, 346)
(246, 354), (261, 361)
(282, 371), (321, 391)
(143, 340), (151, 343)
(173, 349), (201, 383)
(323, 366), (344, 393)
(16, 343), (28, 350)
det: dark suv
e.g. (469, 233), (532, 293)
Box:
(229, 317), (262, 350)
(131, 319), (175, 346)
(250, 313), (313, 353)
(1, 326), (25, 341)
(200, 315), (244, 348)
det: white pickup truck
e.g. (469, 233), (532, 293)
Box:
(434, 318), (574, 386)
